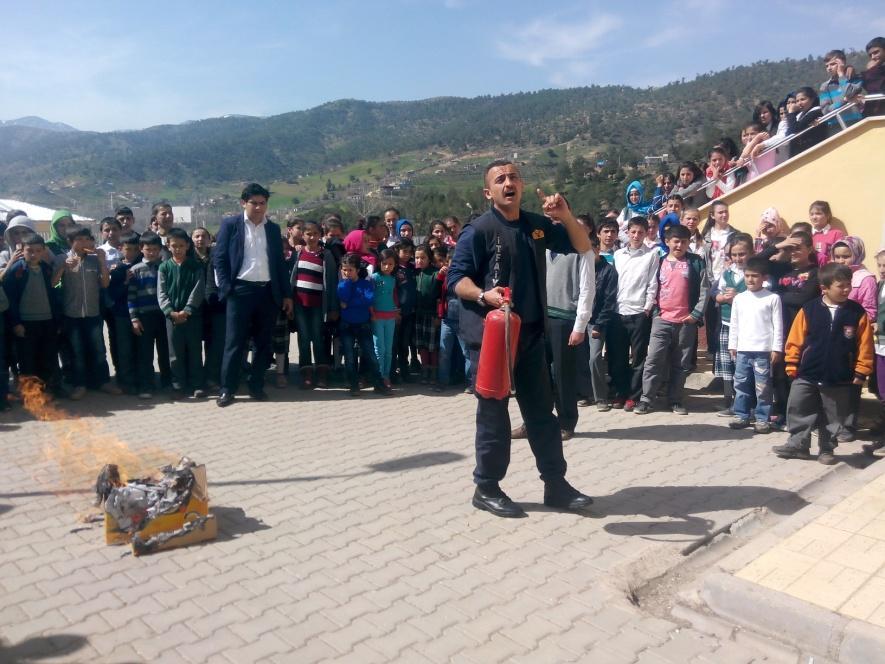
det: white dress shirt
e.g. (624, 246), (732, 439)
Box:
(237, 217), (271, 282)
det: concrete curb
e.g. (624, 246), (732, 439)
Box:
(701, 572), (885, 663)
(697, 458), (885, 663)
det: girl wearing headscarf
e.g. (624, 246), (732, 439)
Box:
(754, 207), (789, 253)
(830, 236), (877, 319)
(343, 230), (377, 275)
(616, 180), (653, 243)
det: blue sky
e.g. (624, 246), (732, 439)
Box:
(2, 0), (883, 132)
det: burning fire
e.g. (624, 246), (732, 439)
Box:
(19, 377), (173, 495)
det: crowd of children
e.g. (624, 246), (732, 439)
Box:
(0, 190), (882, 465)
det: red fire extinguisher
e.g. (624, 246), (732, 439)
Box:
(475, 287), (521, 399)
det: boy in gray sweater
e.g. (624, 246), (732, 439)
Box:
(52, 227), (119, 399)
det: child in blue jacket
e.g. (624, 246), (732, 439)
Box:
(337, 253), (391, 397)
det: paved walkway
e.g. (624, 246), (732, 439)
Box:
(0, 381), (873, 662)
(737, 464), (885, 627)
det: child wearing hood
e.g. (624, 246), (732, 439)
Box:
(47, 209), (75, 257)
(0, 215), (38, 275)
(343, 230), (376, 276)
(616, 181), (653, 244)
(396, 219), (415, 242)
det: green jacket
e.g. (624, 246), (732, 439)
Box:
(157, 257), (205, 316)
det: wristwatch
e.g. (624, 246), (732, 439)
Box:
(478, 291), (487, 306)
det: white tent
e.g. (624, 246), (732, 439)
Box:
(0, 198), (92, 223)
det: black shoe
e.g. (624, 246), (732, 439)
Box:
(216, 391), (234, 408)
(511, 424), (527, 439)
(471, 485), (526, 518)
(374, 385), (393, 397)
(862, 440), (885, 455)
(771, 444), (811, 460)
(544, 480), (593, 510)
(249, 389), (268, 402)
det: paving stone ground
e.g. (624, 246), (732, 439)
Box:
(0, 378), (871, 663)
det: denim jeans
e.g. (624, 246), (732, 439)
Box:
(732, 351), (772, 421)
(339, 320), (382, 389)
(63, 316), (110, 388)
(438, 318), (470, 386)
(372, 317), (396, 379)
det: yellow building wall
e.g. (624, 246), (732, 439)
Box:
(700, 117), (885, 266)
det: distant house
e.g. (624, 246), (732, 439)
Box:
(172, 206), (192, 225)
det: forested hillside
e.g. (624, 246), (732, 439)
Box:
(0, 52), (861, 219)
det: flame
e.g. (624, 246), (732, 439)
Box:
(19, 377), (174, 494)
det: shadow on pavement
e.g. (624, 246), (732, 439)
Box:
(0, 504), (12, 517)
(211, 505), (273, 541)
(213, 450), (467, 487)
(595, 484), (808, 539)
(0, 633), (90, 663)
(574, 423), (755, 442)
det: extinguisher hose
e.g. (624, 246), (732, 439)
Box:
(504, 304), (515, 396)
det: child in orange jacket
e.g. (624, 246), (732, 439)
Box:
(772, 263), (874, 464)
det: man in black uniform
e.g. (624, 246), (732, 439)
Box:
(448, 160), (594, 518)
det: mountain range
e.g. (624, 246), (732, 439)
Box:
(0, 52), (860, 214)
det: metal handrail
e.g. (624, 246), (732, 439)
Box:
(652, 93), (885, 212)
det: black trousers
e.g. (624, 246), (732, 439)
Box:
(16, 320), (60, 387)
(134, 310), (171, 392)
(607, 313), (651, 401)
(221, 281), (277, 393)
(549, 317), (579, 432)
(394, 313), (416, 376)
(474, 322), (567, 485)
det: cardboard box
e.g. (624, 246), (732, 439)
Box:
(104, 464), (216, 554)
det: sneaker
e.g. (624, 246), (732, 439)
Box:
(100, 382), (123, 395)
(193, 389), (207, 399)
(836, 430), (855, 443)
(817, 452), (837, 465)
(633, 401), (650, 415)
(670, 403), (688, 415)
(771, 444), (811, 460)
(716, 408), (734, 418)
(138, 392), (153, 400)
(596, 402), (612, 413)
(624, 399), (637, 412)
(753, 422), (772, 434)
(611, 398), (625, 410)
(729, 418), (752, 430)
(577, 398), (593, 407)
(69, 386), (86, 401)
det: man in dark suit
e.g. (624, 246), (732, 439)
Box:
(213, 183), (293, 406)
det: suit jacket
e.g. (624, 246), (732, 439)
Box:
(213, 213), (290, 306)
